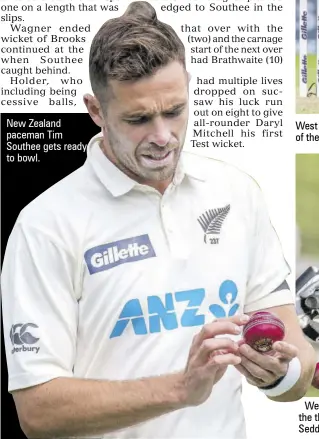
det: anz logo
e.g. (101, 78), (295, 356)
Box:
(110, 280), (239, 338)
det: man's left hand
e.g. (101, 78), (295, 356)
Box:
(235, 341), (299, 388)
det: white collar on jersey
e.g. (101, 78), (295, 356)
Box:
(86, 132), (206, 197)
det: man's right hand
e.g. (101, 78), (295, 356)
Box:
(11, 314), (250, 438)
(181, 314), (250, 406)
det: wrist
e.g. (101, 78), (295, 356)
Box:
(258, 375), (285, 390)
(170, 372), (190, 409)
(258, 357), (302, 397)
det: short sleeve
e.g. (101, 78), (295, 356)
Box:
(244, 179), (294, 313)
(1, 219), (78, 392)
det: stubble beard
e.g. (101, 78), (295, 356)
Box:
(106, 125), (184, 183)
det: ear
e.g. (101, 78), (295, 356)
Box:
(187, 71), (192, 83)
(83, 94), (105, 128)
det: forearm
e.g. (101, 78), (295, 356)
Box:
(16, 373), (186, 438)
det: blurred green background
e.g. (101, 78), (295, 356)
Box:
(307, 384), (319, 397)
(296, 55), (319, 114)
(296, 154), (319, 256)
(296, 154), (319, 397)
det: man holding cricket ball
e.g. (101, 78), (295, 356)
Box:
(1, 2), (317, 438)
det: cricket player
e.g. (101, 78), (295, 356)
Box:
(1, 2), (316, 438)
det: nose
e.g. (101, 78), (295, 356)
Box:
(146, 117), (171, 147)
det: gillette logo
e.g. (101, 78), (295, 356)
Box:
(84, 234), (156, 274)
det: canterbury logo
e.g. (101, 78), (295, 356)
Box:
(197, 204), (230, 244)
(10, 323), (40, 354)
(10, 323), (39, 345)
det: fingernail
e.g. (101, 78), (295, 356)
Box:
(240, 315), (250, 323)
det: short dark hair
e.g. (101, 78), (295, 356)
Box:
(89, 1), (186, 102)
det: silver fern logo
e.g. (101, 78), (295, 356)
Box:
(197, 204), (231, 244)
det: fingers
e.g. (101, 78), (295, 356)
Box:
(271, 341), (299, 362)
(193, 315), (250, 350)
(239, 344), (289, 376)
(198, 337), (238, 363)
(239, 351), (278, 382)
(208, 352), (242, 367)
(189, 337), (240, 369)
(241, 341), (298, 367)
(187, 315), (250, 373)
(236, 342), (300, 386)
(235, 364), (266, 387)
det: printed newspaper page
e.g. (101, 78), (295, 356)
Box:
(0, 0), (318, 438)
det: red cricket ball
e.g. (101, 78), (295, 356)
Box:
(312, 362), (319, 389)
(243, 311), (285, 353)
